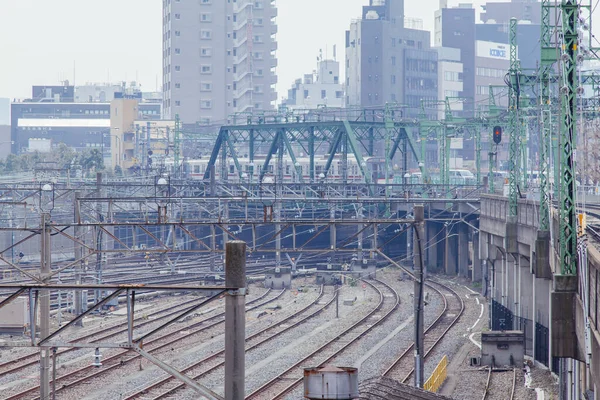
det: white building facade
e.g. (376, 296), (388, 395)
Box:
(435, 47), (463, 120)
(283, 59), (344, 110)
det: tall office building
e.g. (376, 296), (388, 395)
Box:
(162, 0), (278, 126)
(345, 0), (438, 119)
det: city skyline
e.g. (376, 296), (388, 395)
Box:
(0, 0), (503, 103)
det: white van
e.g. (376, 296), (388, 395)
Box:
(449, 169), (476, 185)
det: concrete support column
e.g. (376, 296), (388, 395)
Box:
(513, 255), (520, 319)
(445, 225), (458, 275)
(425, 221), (439, 272)
(458, 223), (469, 278)
(472, 230), (482, 284)
(225, 241), (246, 400)
(501, 253), (507, 307)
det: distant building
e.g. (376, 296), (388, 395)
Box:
(435, 47), (464, 120)
(162, 0), (278, 125)
(474, 40), (510, 107)
(0, 98), (9, 126)
(74, 81), (161, 105)
(480, 0), (541, 25)
(434, 2), (476, 116)
(345, 0), (438, 118)
(11, 85), (161, 155)
(283, 57), (345, 110)
(0, 126), (10, 159)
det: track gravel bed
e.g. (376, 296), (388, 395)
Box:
(0, 285), (280, 399)
(83, 285), (323, 400)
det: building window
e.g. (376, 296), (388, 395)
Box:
(175, 31), (181, 37)
(391, 56), (396, 66)
(200, 13), (212, 22)
(175, 48), (181, 54)
(175, 13), (180, 19)
(175, 65), (181, 71)
(304, 90), (309, 99)
(200, 48), (212, 57)
(321, 90), (327, 99)
(200, 30), (212, 39)
(391, 75), (396, 84)
(335, 91), (343, 99)
(175, 100), (181, 106)
(175, 83), (180, 89)
(201, 82), (212, 91)
(201, 65), (212, 74)
(200, 100), (212, 109)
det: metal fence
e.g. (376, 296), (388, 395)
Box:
(424, 355), (448, 393)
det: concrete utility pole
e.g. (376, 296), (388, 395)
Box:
(40, 213), (51, 399)
(225, 241), (246, 400)
(413, 204), (425, 388)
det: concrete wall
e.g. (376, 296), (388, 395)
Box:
(479, 194), (600, 396)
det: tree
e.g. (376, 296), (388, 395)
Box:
(78, 149), (104, 172)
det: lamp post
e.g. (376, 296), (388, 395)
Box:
(103, 128), (121, 170)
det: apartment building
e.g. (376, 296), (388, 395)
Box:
(162, 0), (278, 126)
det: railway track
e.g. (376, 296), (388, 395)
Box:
(3, 288), (285, 400)
(245, 278), (400, 399)
(482, 367), (517, 400)
(123, 285), (334, 399)
(0, 288), (274, 378)
(382, 279), (465, 383)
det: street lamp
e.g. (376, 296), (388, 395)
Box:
(40, 183), (54, 213)
(155, 175), (170, 224)
(103, 128), (121, 169)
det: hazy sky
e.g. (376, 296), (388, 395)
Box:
(0, 0), (512, 101)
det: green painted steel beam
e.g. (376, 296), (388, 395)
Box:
(343, 121), (372, 186)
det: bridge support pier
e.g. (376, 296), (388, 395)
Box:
(472, 230), (482, 285)
(444, 224), (458, 275)
(458, 223), (469, 278)
(551, 275), (578, 359)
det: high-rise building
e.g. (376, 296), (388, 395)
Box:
(162, 0), (278, 126)
(345, 0), (438, 119)
(434, 2), (476, 116)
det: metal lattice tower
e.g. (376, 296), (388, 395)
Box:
(538, 0), (553, 232)
(558, 0), (579, 275)
(508, 18), (520, 218)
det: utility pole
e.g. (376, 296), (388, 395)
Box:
(73, 192), (83, 326)
(95, 173), (103, 303)
(224, 241), (246, 400)
(40, 213), (51, 399)
(413, 204), (425, 388)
